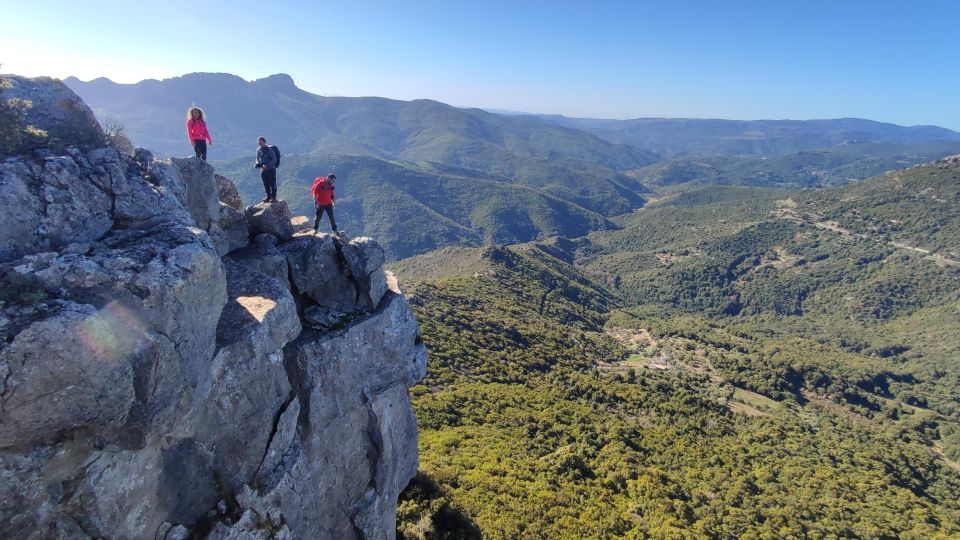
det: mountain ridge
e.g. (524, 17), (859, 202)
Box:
(63, 72), (658, 170)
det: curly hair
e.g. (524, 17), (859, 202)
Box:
(186, 106), (206, 123)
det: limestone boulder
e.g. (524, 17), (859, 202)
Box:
(106, 150), (192, 228)
(1, 222), (227, 447)
(0, 145), (197, 264)
(272, 292), (426, 538)
(227, 244), (291, 291)
(279, 234), (357, 312)
(147, 157), (220, 230)
(2, 75), (104, 149)
(210, 203), (249, 256)
(0, 152), (112, 262)
(216, 173), (244, 211)
(187, 259), (301, 496)
(246, 201), (294, 241)
(0, 161), (43, 263)
(341, 237), (389, 311)
(284, 292), (427, 430)
(0, 302), (138, 448)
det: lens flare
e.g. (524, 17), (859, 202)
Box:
(77, 301), (150, 361)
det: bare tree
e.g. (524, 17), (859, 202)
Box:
(103, 117), (135, 156)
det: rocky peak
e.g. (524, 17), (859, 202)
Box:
(253, 73), (298, 91)
(0, 76), (426, 539)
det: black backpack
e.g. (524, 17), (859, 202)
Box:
(270, 145), (281, 167)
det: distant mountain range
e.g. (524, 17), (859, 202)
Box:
(63, 73), (655, 170)
(535, 115), (960, 157)
(62, 73), (960, 259)
(65, 73), (960, 164)
(627, 140), (960, 189)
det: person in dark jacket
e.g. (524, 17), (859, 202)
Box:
(255, 136), (278, 202)
(186, 107), (212, 161)
(311, 174), (338, 233)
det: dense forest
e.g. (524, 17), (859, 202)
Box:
(392, 157), (960, 538)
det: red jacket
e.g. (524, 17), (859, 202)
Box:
(186, 118), (212, 143)
(311, 177), (335, 206)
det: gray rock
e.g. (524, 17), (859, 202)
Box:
(210, 203), (249, 256)
(0, 152), (119, 263)
(284, 293), (427, 430)
(0, 143), (190, 244)
(216, 174), (244, 211)
(165, 524), (191, 540)
(279, 234), (357, 312)
(279, 234), (390, 315)
(0, 77), (428, 540)
(267, 293), (425, 538)
(253, 398), (300, 492)
(0, 161), (43, 262)
(1, 222), (227, 449)
(112, 157), (193, 228)
(303, 304), (346, 330)
(227, 244), (291, 291)
(254, 233), (280, 248)
(2, 75), (104, 149)
(0, 302), (138, 448)
(133, 147), (154, 165)
(207, 506), (293, 540)
(245, 201), (295, 241)
(341, 237), (389, 311)
(66, 443), (169, 537)
(170, 157), (220, 230)
(188, 259), (300, 495)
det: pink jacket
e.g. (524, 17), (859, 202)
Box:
(186, 118), (212, 144)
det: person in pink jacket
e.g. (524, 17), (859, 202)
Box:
(185, 106), (213, 161)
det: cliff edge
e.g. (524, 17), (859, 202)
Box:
(0, 75), (427, 539)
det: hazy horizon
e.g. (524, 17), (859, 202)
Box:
(56, 71), (960, 131)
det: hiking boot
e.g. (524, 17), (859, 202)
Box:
(262, 197), (271, 203)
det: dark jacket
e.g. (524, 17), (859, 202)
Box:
(256, 145), (277, 170)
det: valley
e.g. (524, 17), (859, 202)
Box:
(392, 156), (960, 537)
(54, 72), (960, 537)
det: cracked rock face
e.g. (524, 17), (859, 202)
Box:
(0, 76), (426, 540)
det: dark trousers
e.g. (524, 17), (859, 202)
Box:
(315, 204), (337, 232)
(192, 139), (207, 161)
(260, 167), (277, 199)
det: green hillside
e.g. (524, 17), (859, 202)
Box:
(581, 157), (960, 453)
(798, 154), (960, 257)
(396, 238), (960, 538)
(216, 154), (620, 260)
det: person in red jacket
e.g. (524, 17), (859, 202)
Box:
(185, 107), (213, 161)
(311, 174), (338, 234)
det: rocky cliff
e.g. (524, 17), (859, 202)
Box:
(0, 75), (427, 539)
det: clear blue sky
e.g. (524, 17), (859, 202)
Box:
(4, 0), (959, 129)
